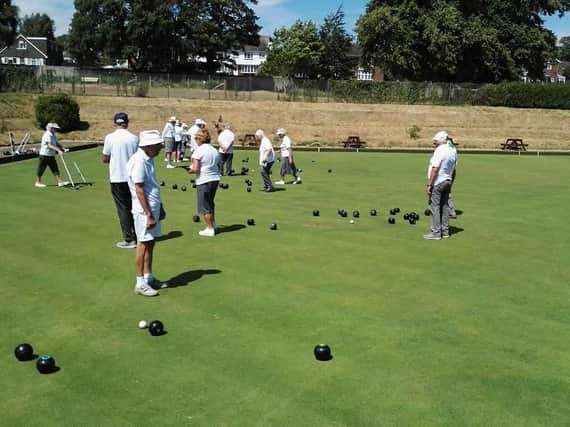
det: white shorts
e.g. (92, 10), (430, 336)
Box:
(133, 209), (162, 242)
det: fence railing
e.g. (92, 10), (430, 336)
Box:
(0, 64), (534, 106)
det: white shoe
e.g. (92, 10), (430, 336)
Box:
(292, 177), (301, 185)
(58, 181), (70, 187)
(198, 228), (215, 237)
(134, 283), (159, 296)
(182, 157), (190, 161)
(35, 182), (46, 188)
(274, 180), (285, 185)
(166, 164), (175, 169)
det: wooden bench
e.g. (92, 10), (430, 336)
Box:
(340, 135), (366, 149)
(80, 76), (100, 84)
(241, 134), (258, 147)
(501, 138), (528, 151)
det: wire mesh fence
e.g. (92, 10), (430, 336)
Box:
(1, 65), (487, 105)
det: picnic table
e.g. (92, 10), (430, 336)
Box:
(501, 138), (528, 151)
(241, 134), (258, 147)
(340, 135), (366, 149)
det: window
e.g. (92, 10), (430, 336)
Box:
(244, 52), (253, 60)
(18, 40), (26, 50)
(239, 64), (257, 74)
(259, 52), (266, 59)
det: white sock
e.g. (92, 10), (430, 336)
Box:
(136, 276), (145, 286)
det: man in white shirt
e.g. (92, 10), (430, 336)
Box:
(188, 118), (207, 154)
(255, 129), (276, 192)
(174, 119), (183, 162)
(189, 128), (221, 237)
(35, 122), (69, 188)
(424, 130), (457, 240)
(217, 124), (235, 176)
(102, 112), (139, 249)
(161, 116), (176, 168)
(275, 128), (301, 185)
(127, 130), (167, 296)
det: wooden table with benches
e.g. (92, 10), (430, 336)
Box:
(241, 134), (258, 147)
(340, 135), (367, 149)
(501, 138), (528, 151)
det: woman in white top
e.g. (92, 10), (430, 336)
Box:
(35, 122), (69, 188)
(275, 128), (301, 185)
(189, 128), (221, 237)
(255, 129), (276, 192)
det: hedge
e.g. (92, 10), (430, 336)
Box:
(34, 93), (81, 131)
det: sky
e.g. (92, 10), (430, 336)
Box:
(12, 0), (570, 41)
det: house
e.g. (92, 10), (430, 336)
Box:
(218, 36), (270, 76)
(0, 34), (58, 66)
(544, 59), (567, 83)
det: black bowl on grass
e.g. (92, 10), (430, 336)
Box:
(148, 320), (165, 336)
(192, 215), (200, 223)
(313, 210), (320, 217)
(388, 217), (396, 224)
(14, 343), (34, 361)
(313, 344), (332, 361)
(36, 355), (56, 374)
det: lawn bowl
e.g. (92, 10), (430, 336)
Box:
(14, 343), (34, 361)
(313, 344), (332, 361)
(148, 320), (165, 336)
(36, 355), (56, 374)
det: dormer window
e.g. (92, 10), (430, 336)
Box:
(244, 52), (253, 60)
(18, 40), (26, 50)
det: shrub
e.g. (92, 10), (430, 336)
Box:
(479, 82), (570, 109)
(34, 93), (81, 131)
(408, 125), (421, 139)
(133, 82), (149, 97)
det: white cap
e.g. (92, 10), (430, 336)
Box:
(46, 122), (61, 131)
(276, 128), (287, 136)
(433, 131), (448, 143)
(195, 118), (207, 126)
(168, 116), (177, 122)
(139, 130), (163, 147)
(255, 129), (265, 137)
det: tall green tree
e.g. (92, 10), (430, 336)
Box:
(175, 0), (260, 74)
(319, 7), (356, 79)
(20, 13), (55, 39)
(356, 0), (570, 83)
(559, 36), (570, 61)
(0, 0), (18, 48)
(260, 20), (322, 78)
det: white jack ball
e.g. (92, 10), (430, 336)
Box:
(138, 320), (148, 329)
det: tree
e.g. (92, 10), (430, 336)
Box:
(319, 7), (356, 79)
(0, 0), (18, 48)
(175, 0), (260, 74)
(260, 20), (322, 78)
(20, 13), (55, 39)
(356, 0), (570, 83)
(67, 0), (260, 72)
(560, 36), (570, 61)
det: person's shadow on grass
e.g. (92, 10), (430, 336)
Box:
(167, 269), (222, 288)
(450, 226), (464, 235)
(156, 230), (184, 241)
(216, 224), (246, 234)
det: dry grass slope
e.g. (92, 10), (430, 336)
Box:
(1, 94), (569, 149)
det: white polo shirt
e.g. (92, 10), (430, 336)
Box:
(192, 144), (221, 185)
(188, 125), (199, 152)
(162, 122), (175, 139)
(39, 131), (57, 156)
(280, 135), (292, 157)
(174, 124), (183, 142)
(102, 129), (139, 183)
(259, 137), (275, 165)
(127, 148), (162, 214)
(218, 129), (235, 154)
(428, 143), (457, 186)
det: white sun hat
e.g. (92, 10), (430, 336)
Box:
(139, 130), (164, 147)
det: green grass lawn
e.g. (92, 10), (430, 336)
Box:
(2, 149), (570, 426)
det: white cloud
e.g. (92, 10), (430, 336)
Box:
(255, 0), (288, 8)
(13, 0), (74, 35)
